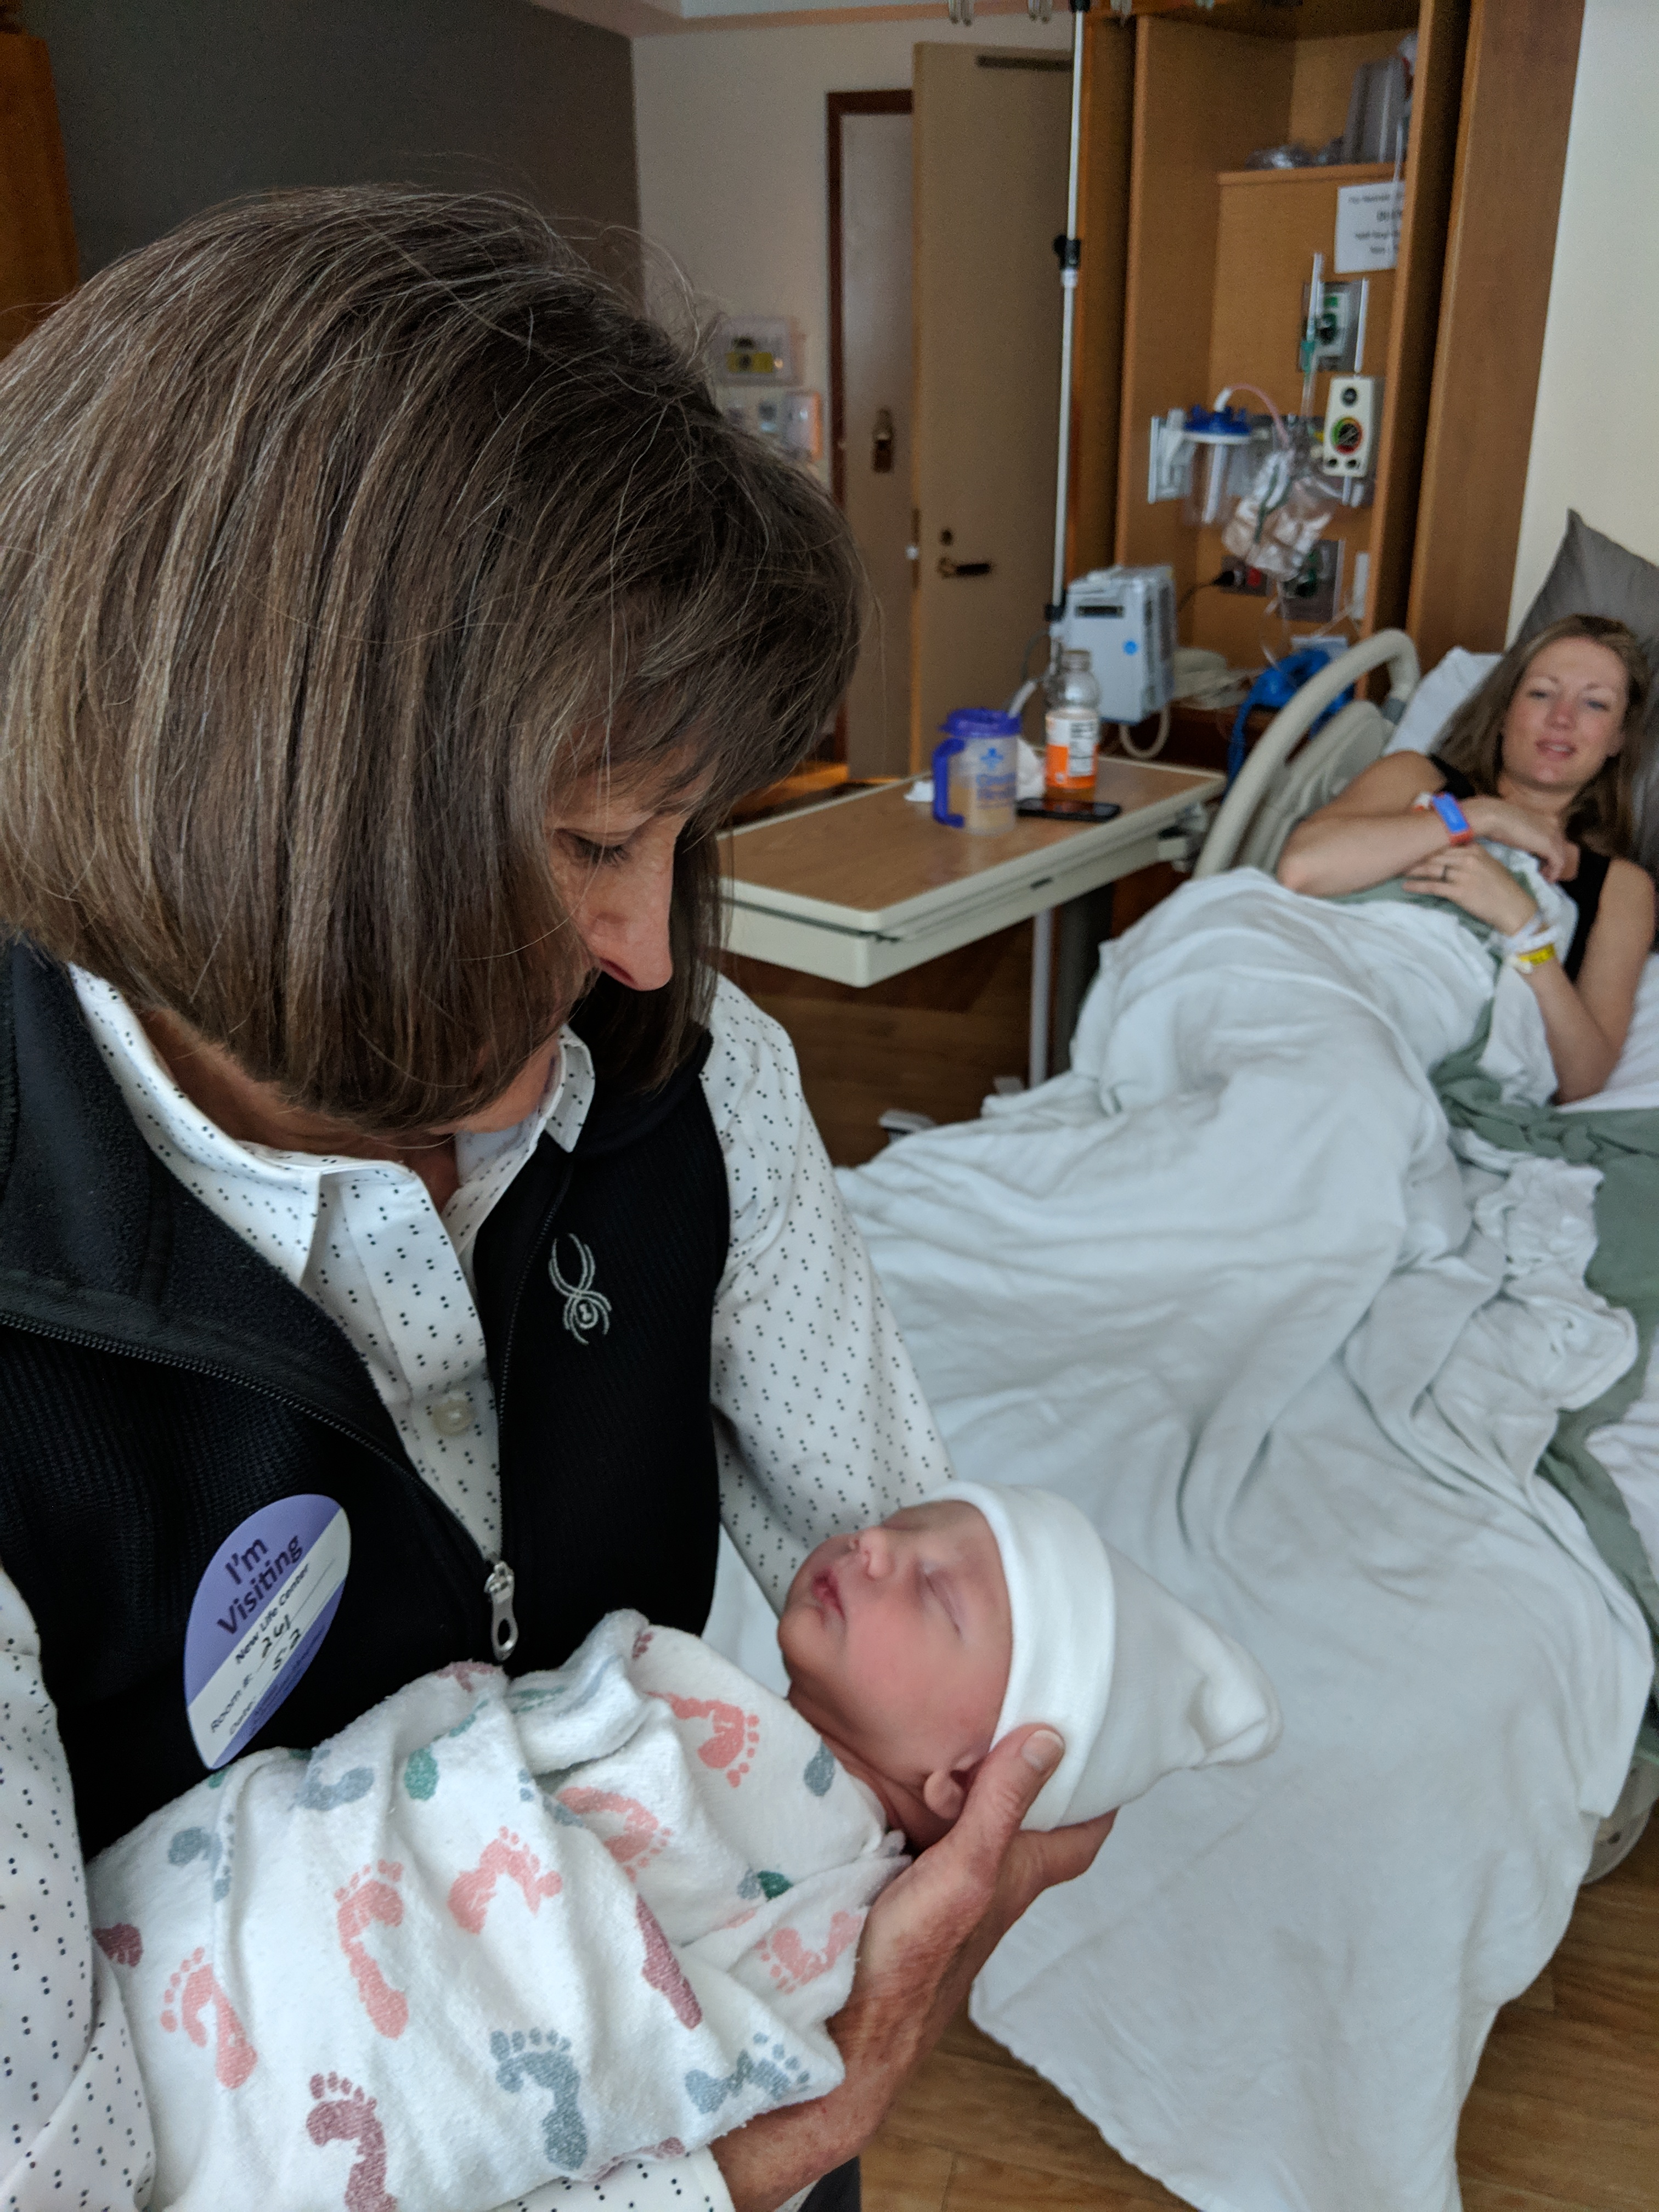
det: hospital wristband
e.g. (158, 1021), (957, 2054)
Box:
(1413, 789), (1475, 845)
(1508, 943), (1556, 974)
(1500, 912), (1553, 957)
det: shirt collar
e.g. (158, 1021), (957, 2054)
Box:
(70, 968), (594, 1281)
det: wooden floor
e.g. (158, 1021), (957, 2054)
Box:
(866, 1813), (1659, 2212)
(722, 865), (1183, 1169)
(722, 922), (1032, 1169)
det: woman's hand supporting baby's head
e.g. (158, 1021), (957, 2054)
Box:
(778, 1499), (1012, 1846)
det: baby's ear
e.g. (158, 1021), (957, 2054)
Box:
(919, 1760), (980, 1825)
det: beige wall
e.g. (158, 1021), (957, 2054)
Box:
(1509, 0), (1659, 630)
(634, 5), (1656, 621)
(633, 13), (1073, 483)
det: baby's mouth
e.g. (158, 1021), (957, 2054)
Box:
(811, 1566), (844, 1619)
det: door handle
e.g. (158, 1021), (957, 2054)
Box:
(936, 556), (993, 578)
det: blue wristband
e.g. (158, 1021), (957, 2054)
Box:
(1427, 791), (1474, 845)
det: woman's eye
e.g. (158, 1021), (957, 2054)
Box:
(569, 836), (630, 869)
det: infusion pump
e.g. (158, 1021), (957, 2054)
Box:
(1058, 567), (1177, 726)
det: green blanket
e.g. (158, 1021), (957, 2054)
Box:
(1434, 1017), (1659, 1766)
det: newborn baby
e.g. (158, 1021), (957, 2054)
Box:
(781, 1482), (1280, 1844)
(89, 1486), (1277, 2211)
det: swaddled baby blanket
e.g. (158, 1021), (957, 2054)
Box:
(89, 1611), (905, 2212)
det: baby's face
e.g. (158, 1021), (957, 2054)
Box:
(778, 1499), (1012, 1842)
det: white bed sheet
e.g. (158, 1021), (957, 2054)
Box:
(830, 878), (1652, 2212)
(1571, 951), (1659, 1593)
(707, 956), (1659, 1698)
(703, 921), (1659, 2212)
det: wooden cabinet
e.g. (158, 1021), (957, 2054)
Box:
(0, 24), (77, 363)
(1064, 0), (1581, 663)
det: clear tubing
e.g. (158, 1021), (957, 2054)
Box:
(1118, 702), (1171, 760)
(1200, 442), (1231, 526)
(1215, 382), (1291, 451)
(1300, 250), (1322, 421)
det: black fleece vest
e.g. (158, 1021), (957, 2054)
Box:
(0, 947), (729, 1856)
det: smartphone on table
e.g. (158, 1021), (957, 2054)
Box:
(1015, 797), (1122, 822)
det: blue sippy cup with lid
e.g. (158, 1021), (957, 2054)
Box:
(932, 709), (1019, 836)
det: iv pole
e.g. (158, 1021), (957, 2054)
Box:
(959, 0), (1145, 1081)
(1045, 0), (1091, 627)
(1025, 0), (1091, 1087)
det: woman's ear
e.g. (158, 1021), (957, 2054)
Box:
(919, 1759), (981, 1825)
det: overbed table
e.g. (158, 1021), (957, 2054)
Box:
(721, 758), (1222, 1084)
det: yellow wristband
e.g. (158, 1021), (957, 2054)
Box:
(1511, 943), (1556, 970)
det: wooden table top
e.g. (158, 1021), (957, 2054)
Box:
(723, 758), (1219, 930)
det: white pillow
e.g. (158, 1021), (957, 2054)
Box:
(1383, 647), (1501, 758)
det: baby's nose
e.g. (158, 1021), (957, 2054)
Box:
(857, 1528), (895, 1578)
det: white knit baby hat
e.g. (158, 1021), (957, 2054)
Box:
(933, 1482), (1282, 1831)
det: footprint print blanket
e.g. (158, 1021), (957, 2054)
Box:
(88, 1610), (905, 2212)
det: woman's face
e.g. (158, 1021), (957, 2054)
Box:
(1499, 637), (1629, 798)
(548, 771), (693, 995)
(456, 769), (697, 1136)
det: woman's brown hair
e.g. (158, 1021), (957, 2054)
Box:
(0, 188), (861, 1128)
(1435, 614), (1650, 857)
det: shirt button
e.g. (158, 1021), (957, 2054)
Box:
(430, 1390), (474, 1437)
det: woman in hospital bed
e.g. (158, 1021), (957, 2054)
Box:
(1275, 613), (1655, 1101)
(833, 613), (1659, 2212)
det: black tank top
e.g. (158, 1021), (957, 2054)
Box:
(1430, 754), (1607, 981)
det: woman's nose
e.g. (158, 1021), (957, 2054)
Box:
(577, 856), (675, 993)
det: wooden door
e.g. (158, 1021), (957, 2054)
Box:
(832, 94), (915, 781)
(911, 44), (1071, 771)
(0, 29), (77, 361)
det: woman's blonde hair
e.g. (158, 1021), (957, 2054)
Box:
(0, 188), (861, 1128)
(1435, 614), (1650, 857)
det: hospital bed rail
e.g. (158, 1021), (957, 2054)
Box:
(1193, 629), (1421, 879)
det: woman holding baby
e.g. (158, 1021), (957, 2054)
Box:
(0, 192), (1110, 2211)
(1277, 616), (1656, 1102)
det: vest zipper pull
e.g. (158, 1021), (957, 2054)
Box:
(484, 1558), (518, 1661)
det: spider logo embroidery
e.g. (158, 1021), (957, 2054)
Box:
(548, 1235), (612, 1344)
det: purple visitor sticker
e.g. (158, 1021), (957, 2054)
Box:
(183, 1494), (351, 1770)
